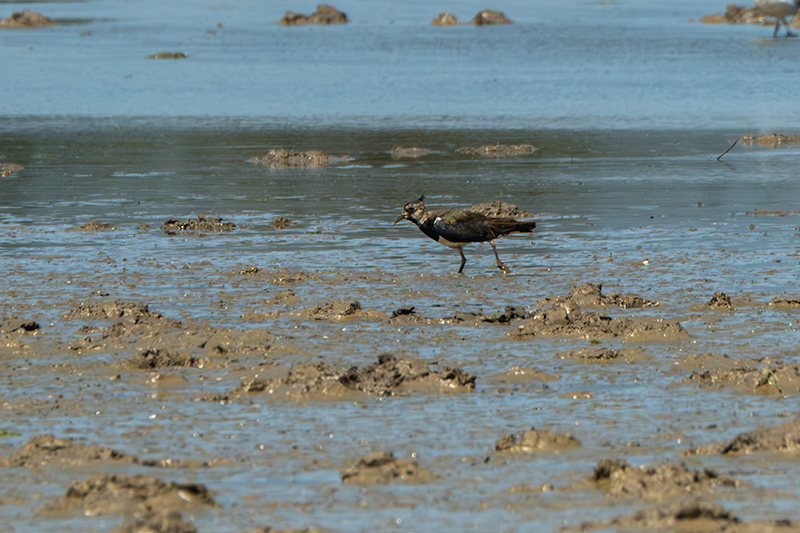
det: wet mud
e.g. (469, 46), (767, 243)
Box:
(2, 223), (800, 530)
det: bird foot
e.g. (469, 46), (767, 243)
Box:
(497, 263), (511, 274)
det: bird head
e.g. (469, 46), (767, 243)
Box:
(394, 196), (426, 224)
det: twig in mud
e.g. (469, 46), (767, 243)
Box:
(717, 137), (740, 161)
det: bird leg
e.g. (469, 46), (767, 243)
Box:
(490, 241), (511, 273)
(783, 17), (797, 37)
(457, 247), (467, 274)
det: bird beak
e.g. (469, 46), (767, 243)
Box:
(394, 214), (405, 224)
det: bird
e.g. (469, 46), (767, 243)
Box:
(754, 0), (800, 37)
(394, 196), (536, 274)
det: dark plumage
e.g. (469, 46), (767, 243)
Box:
(394, 196), (536, 274)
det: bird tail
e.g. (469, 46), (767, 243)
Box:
(488, 219), (536, 238)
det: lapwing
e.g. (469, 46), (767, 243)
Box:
(395, 197), (536, 274)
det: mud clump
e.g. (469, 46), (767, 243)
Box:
(115, 510), (197, 533)
(0, 163), (23, 176)
(126, 348), (208, 370)
(271, 216), (292, 229)
(559, 501), (780, 533)
(511, 303), (686, 342)
(431, 10), (513, 26)
(0, 319), (40, 334)
(0, 434), (211, 469)
(698, 5), (768, 25)
(680, 353), (800, 396)
(0, 9), (55, 28)
(293, 300), (364, 320)
(279, 4), (348, 26)
(495, 428), (580, 453)
(770, 296), (800, 309)
(0, 434), (134, 468)
(459, 143), (535, 156)
(65, 300), (165, 324)
(249, 148), (349, 168)
(431, 13), (462, 26)
(231, 354), (475, 400)
(161, 215), (235, 235)
(146, 52), (188, 59)
(469, 200), (534, 218)
(65, 299), (273, 364)
(340, 451), (439, 484)
(390, 145), (436, 159)
(588, 459), (737, 501)
(740, 133), (800, 147)
(66, 221), (117, 232)
(550, 282), (659, 309)
(555, 347), (645, 364)
(42, 473), (216, 516)
(471, 10), (514, 25)
(707, 291), (734, 309)
(686, 419), (800, 456)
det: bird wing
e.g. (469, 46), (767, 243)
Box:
(432, 210), (494, 243)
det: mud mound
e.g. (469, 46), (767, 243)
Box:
(0, 9), (55, 28)
(549, 282), (659, 309)
(1, 434), (134, 468)
(680, 353), (800, 396)
(271, 216), (292, 229)
(230, 354), (475, 400)
(495, 428), (580, 453)
(249, 149), (348, 167)
(469, 201), (534, 218)
(65, 300), (273, 364)
(66, 222), (117, 232)
(292, 300), (363, 320)
(431, 13), (461, 26)
(707, 291), (734, 309)
(459, 143), (534, 156)
(390, 146), (436, 159)
(161, 215), (235, 235)
(126, 348), (208, 370)
(740, 133), (800, 147)
(555, 347), (646, 364)
(0, 434), (211, 469)
(279, 4), (348, 26)
(65, 300), (164, 324)
(0, 319), (39, 334)
(470, 10), (513, 25)
(43, 473), (216, 516)
(511, 303), (685, 341)
(686, 419), (800, 456)
(114, 510), (197, 533)
(770, 296), (800, 309)
(698, 5), (767, 25)
(340, 451), (439, 484)
(0, 163), (23, 176)
(146, 52), (188, 59)
(483, 366), (561, 386)
(588, 459), (737, 501)
(559, 501), (770, 533)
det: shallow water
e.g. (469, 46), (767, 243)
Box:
(3, 0), (800, 532)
